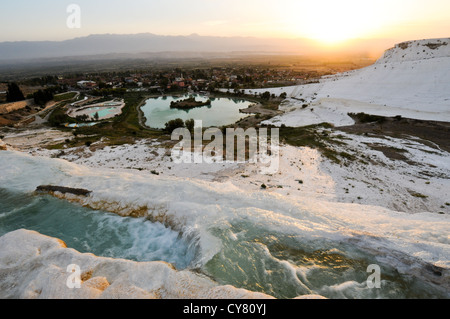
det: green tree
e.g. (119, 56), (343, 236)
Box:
(33, 89), (54, 106)
(48, 113), (69, 127)
(164, 118), (185, 133)
(6, 83), (25, 102)
(208, 83), (217, 93)
(261, 91), (271, 100)
(185, 119), (195, 132)
(169, 84), (180, 92)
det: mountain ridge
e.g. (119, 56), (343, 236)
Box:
(0, 33), (395, 61)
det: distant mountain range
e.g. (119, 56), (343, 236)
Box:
(0, 33), (396, 62)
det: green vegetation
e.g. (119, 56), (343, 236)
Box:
(54, 92), (77, 102)
(91, 88), (127, 97)
(46, 92), (164, 149)
(184, 119), (195, 132)
(408, 191), (428, 199)
(170, 97), (211, 109)
(33, 89), (54, 106)
(43, 90), (378, 169)
(20, 75), (59, 87)
(348, 112), (386, 124)
(164, 118), (185, 133)
(32, 86), (72, 106)
(261, 91), (271, 100)
(278, 124), (351, 164)
(77, 92), (164, 141)
(424, 42), (447, 50)
(47, 104), (76, 127)
(338, 151), (356, 161)
(366, 144), (408, 162)
(6, 82), (25, 102)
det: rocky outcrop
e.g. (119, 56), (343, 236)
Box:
(35, 185), (92, 197)
(0, 229), (275, 299)
(0, 139), (7, 151)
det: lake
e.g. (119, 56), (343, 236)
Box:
(140, 94), (253, 129)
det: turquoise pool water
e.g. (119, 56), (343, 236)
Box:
(87, 106), (117, 119)
(0, 189), (196, 269)
(140, 94), (253, 129)
(0, 187), (446, 299)
(65, 122), (98, 128)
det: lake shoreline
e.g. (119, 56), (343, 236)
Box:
(139, 93), (254, 129)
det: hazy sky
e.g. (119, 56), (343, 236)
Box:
(0, 0), (449, 43)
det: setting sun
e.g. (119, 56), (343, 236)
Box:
(304, 19), (365, 44)
(284, 0), (387, 44)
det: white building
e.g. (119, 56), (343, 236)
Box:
(77, 81), (97, 89)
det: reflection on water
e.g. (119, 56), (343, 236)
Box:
(141, 94), (253, 129)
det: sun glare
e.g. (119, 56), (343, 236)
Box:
(286, 0), (383, 44)
(307, 22), (360, 44)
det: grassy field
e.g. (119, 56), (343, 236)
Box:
(278, 124), (353, 164)
(53, 92), (77, 102)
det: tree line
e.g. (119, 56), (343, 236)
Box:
(4, 82), (69, 106)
